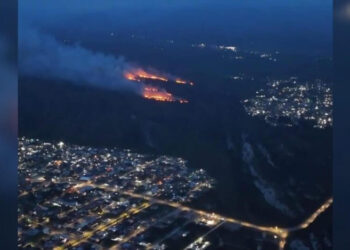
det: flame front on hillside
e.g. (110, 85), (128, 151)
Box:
(124, 68), (191, 103)
(142, 86), (174, 102)
(142, 86), (188, 103)
(124, 69), (168, 82)
(124, 69), (194, 86)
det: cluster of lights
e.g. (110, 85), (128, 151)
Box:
(18, 137), (214, 249)
(243, 78), (333, 129)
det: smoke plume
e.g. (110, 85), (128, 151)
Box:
(19, 28), (141, 92)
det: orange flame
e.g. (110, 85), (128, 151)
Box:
(175, 79), (195, 86)
(175, 79), (187, 84)
(125, 69), (168, 82)
(124, 69), (194, 86)
(142, 86), (188, 103)
(124, 72), (139, 81)
(124, 69), (190, 103)
(143, 86), (174, 102)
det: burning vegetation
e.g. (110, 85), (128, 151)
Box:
(142, 86), (174, 102)
(175, 79), (194, 86)
(124, 68), (192, 103)
(124, 69), (194, 86)
(124, 69), (168, 82)
(142, 86), (188, 103)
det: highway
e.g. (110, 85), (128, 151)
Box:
(287, 197), (333, 231)
(54, 180), (332, 250)
(92, 183), (332, 250)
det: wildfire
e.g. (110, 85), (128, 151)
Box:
(142, 86), (188, 103)
(143, 86), (174, 102)
(124, 72), (139, 81)
(124, 69), (194, 86)
(175, 79), (187, 84)
(124, 68), (191, 103)
(124, 69), (168, 82)
(175, 79), (195, 86)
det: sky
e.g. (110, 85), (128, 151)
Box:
(20, 0), (332, 54)
(19, 0), (332, 91)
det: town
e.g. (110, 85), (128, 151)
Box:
(18, 138), (332, 250)
(242, 78), (333, 129)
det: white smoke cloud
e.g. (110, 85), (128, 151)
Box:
(19, 27), (141, 93)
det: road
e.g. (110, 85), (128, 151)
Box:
(92, 183), (332, 250)
(287, 197), (333, 231)
(55, 202), (151, 250)
(54, 180), (333, 250)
